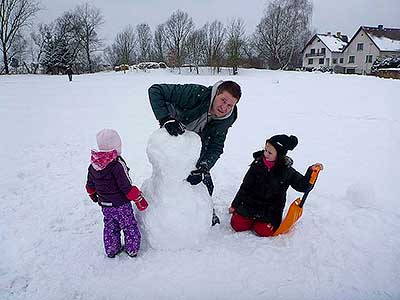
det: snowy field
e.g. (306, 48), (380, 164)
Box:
(1, 68), (399, 300)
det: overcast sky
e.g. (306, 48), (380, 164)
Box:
(35, 0), (400, 44)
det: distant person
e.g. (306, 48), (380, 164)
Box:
(85, 129), (148, 258)
(148, 80), (241, 190)
(66, 66), (73, 82)
(229, 134), (323, 237)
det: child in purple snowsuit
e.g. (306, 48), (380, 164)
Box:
(86, 129), (148, 258)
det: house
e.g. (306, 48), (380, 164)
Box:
(302, 32), (348, 71)
(342, 25), (400, 74)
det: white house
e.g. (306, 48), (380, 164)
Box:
(302, 32), (348, 71)
(342, 25), (400, 74)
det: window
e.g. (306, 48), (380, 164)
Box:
(333, 58), (337, 64)
(308, 58), (313, 65)
(339, 58), (344, 63)
(311, 48), (315, 54)
(349, 56), (355, 63)
(365, 55), (373, 63)
(319, 58), (324, 64)
(357, 43), (364, 51)
(321, 48), (326, 55)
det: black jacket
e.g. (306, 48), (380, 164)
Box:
(231, 151), (312, 229)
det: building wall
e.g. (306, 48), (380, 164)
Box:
(343, 29), (380, 74)
(302, 38), (333, 70)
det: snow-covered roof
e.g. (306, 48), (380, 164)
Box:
(316, 34), (348, 52)
(363, 26), (400, 52)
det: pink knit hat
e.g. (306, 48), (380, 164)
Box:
(96, 129), (122, 155)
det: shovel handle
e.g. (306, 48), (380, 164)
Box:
(309, 165), (322, 185)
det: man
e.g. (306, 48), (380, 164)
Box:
(66, 66), (73, 82)
(148, 80), (241, 188)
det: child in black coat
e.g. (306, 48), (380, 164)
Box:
(229, 134), (323, 237)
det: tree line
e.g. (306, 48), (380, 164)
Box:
(0, 0), (313, 75)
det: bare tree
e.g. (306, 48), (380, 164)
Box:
(0, 0), (40, 74)
(185, 28), (207, 74)
(9, 31), (27, 72)
(113, 25), (137, 65)
(225, 18), (247, 75)
(164, 10), (194, 68)
(74, 2), (104, 73)
(136, 23), (152, 63)
(253, 0), (313, 69)
(152, 24), (166, 63)
(203, 20), (225, 73)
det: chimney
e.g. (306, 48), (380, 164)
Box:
(378, 24), (383, 29)
(327, 31), (331, 35)
(336, 32), (341, 37)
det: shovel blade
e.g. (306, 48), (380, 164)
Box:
(273, 198), (303, 236)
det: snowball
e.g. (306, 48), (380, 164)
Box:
(140, 129), (213, 250)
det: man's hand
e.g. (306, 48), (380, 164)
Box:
(160, 117), (185, 136)
(187, 166), (214, 196)
(186, 168), (206, 185)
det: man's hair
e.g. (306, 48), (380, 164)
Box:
(217, 81), (242, 101)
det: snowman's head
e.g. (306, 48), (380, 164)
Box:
(147, 129), (201, 180)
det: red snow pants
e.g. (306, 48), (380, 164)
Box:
(230, 212), (274, 237)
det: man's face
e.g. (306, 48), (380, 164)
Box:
(210, 91), (238, 118)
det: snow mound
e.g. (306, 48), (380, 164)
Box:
(140, 129), (213, 249)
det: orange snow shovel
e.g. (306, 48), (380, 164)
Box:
(273, 165), (322, 236)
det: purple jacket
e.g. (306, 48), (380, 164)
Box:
(86, 156), (134, 207)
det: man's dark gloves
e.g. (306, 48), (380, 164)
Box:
(160, 117), (185, 136)
(187, 166), (214, 196)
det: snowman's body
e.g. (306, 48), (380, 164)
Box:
(140, 129), (213, 249)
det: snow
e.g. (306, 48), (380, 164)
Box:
(140, 129), (212, 249)
(1, 69), (400, 299)
(317, 34), (348, 52)
(369, 35), (400, 52)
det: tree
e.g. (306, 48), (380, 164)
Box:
(185, 28), (207, 74)
(30, 23), (52, 73)
(113, 25), (137, 65)
(136, 23), (152, 63)
(225, 18), (247, 75)
(253, 0), (313, 69)
(40, 29), (74, 74)
(203, 20), (225, 73)
(0, 0), (40, 74)
(153, 24), (166, 63)
(73, 2), (104, 73)
(164, 10), (194, 68)
(8, 31), (27, 72)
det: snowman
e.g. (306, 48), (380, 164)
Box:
(140, 129), (213, 250)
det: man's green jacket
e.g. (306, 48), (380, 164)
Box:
(148, 82), (238, 170)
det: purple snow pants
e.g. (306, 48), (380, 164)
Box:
(101, 202), (141, 257)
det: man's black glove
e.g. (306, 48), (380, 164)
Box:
(160, 117), (185, 136)
(187, 168), (206, 185)
(187, 166), (214, 196)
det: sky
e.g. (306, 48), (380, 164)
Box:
(34, 0), (400, 45)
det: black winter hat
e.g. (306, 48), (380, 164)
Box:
(267, 134), (298, 157)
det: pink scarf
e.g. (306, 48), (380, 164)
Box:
(263, 156), (276, 170)
(91, 149), (118, 171)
